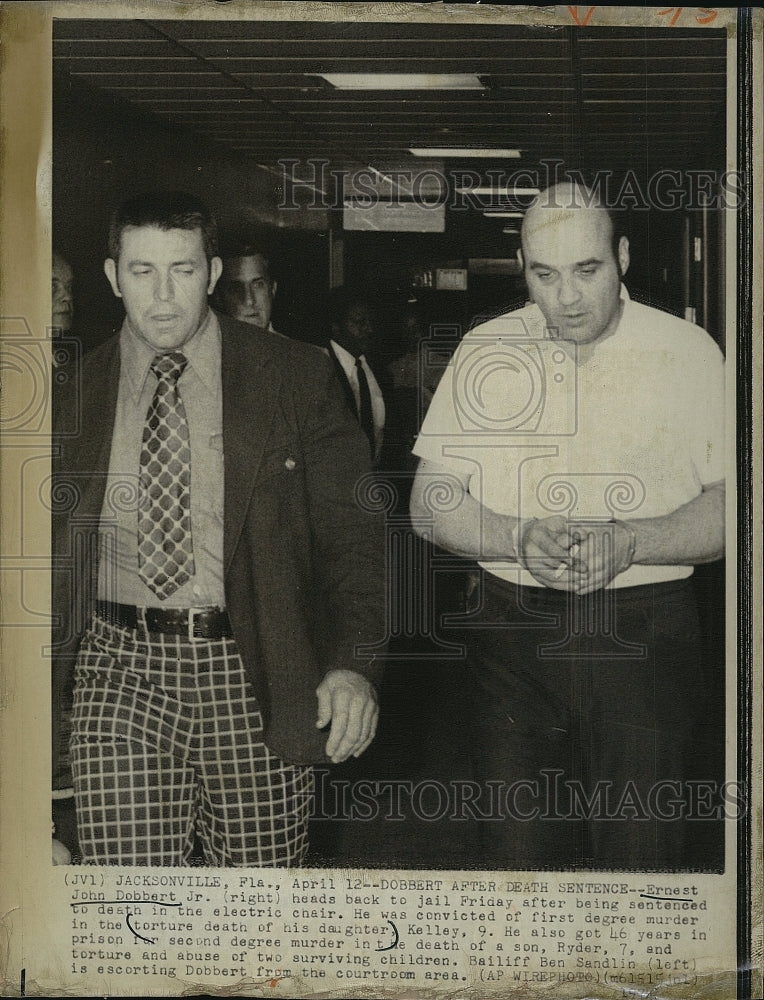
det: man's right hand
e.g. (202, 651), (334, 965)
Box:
(518, 515), (588, 590)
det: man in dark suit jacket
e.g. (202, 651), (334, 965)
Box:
(51, 192), (385, 866)
(326, 289), (387, 466)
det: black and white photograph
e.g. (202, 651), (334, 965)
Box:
(0, 3), (759, 998)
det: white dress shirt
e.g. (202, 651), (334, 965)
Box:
(329, 339), (385, 460)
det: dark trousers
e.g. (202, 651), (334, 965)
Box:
(465, 574), (724, 871)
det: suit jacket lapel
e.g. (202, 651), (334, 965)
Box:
(74, 337), (121, 519)
(221, 316), (281, 573)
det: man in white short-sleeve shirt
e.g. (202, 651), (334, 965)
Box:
(410, 183), (725, 869)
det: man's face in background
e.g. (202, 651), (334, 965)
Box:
(215, 253), (276, 330)
(52, 252), (74, 332)
(334, 299), (377, 358)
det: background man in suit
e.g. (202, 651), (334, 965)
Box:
(52, 192), (385, 866)
(213, 245), (281, 334)
(327, 288), (386, 465)
(52, 251), (74, 333)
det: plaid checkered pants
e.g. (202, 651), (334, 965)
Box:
(70, 615), (313, 867)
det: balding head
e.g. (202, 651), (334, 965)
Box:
(519, 183), (629, 347)
(521, 182), (620, 258)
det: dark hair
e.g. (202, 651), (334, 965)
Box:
(107, 191), (219, 263)
(219, 245), (274, 284)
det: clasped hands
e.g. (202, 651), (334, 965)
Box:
(516, 515), (635, 595)
(316, 669), (379, 764)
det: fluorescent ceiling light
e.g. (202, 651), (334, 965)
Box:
(409, 147), (521, 158)
(319, 73), (485, 90)
(483, 211), (525, 218)
(502, 227), (520, 234)
(459, 186), (540, 196)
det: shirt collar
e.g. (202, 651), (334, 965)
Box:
(331, 339), (364, 365)
(120, 308), (221, 402)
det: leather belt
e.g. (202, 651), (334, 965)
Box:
(95, 600), (233, 641)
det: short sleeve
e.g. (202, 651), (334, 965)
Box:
(411, 359), (478, 477)
(685, 334), (725, 487)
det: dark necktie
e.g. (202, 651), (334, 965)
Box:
(355, 356), (375, 458)
(138, 352), (195, 600)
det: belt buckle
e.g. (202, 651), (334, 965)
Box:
(188, 607), (205, 642)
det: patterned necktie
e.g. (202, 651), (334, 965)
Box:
(138, 352), (195, 600)
(355, 356), (375, 458)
